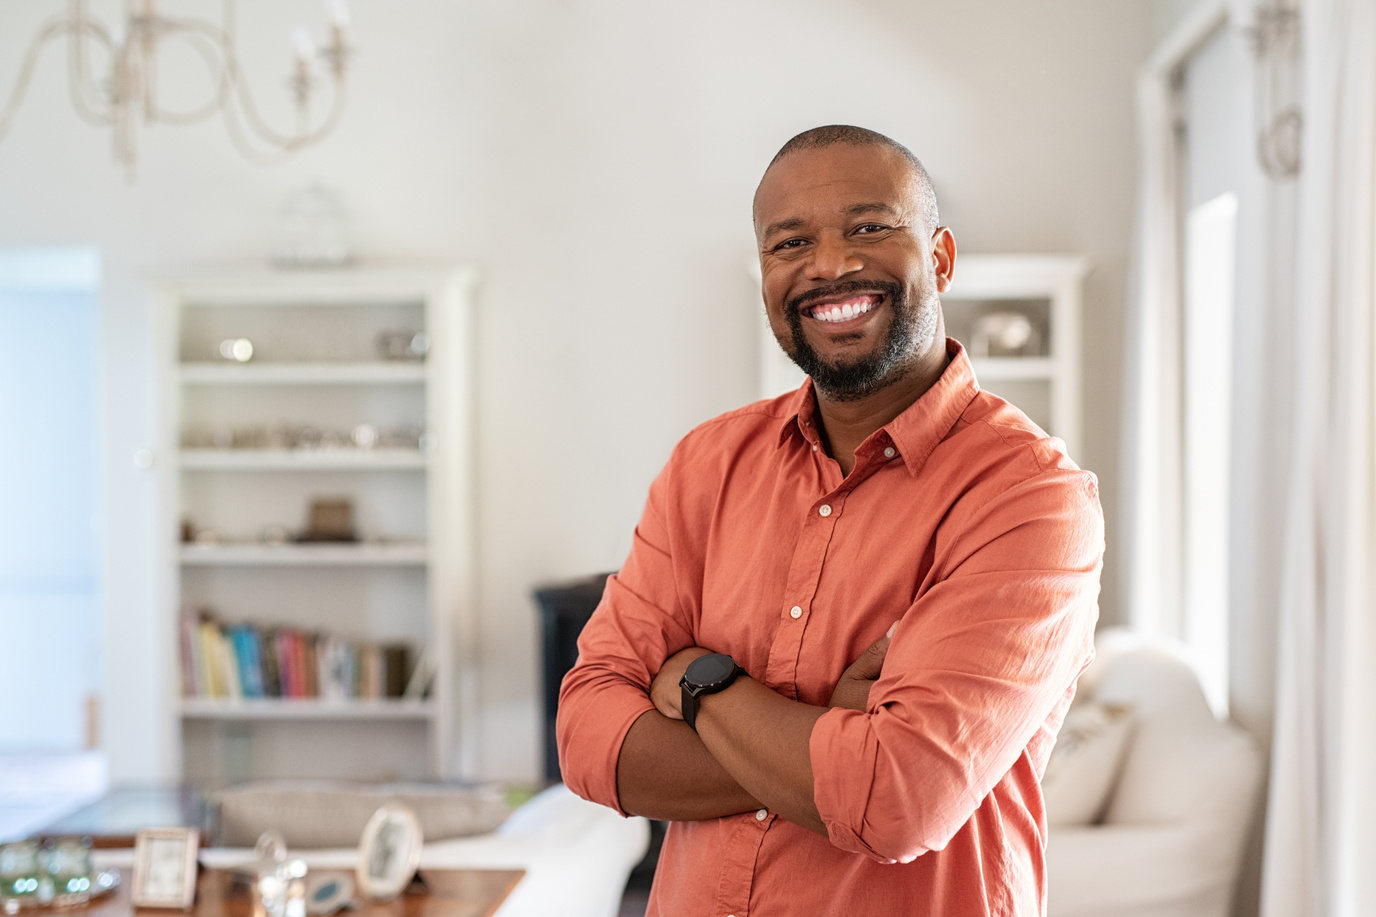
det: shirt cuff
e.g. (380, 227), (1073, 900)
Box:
(558, 687), (656, 817)
(809, 706), (901, 864)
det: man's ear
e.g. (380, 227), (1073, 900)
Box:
(931, 226), (956, 293)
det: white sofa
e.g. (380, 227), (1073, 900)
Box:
(1047, 631), (1264, 917)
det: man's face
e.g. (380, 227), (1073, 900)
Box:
(753, 144), (952, 401)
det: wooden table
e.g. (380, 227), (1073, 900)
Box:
(71, 868), (524, 917)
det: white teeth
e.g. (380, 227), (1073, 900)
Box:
(813, 299), (873, 323)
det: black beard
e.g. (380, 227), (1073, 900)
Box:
(783, 279), (925, 402)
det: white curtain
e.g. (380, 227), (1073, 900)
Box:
(1261, 0), (1376, 913)
(1120, 25), (1189, 642)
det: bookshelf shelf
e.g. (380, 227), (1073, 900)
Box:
(180, 698), (437, 721)
(157, 267), (477, 786)
(179, 363), (428, 385)
(968, 357), (1056, 381)
(179, 449), (429, 470)
(179, 543), (429, 566)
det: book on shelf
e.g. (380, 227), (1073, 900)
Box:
(180, 608), (417, 703)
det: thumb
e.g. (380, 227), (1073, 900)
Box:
(848, 630), (892, 680)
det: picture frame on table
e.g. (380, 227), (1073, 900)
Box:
(131, 828), (200, 909)
(356, 805), (423, 902)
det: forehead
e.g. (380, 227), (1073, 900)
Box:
(753, 144), (918, 234)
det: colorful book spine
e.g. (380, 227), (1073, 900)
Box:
(177, 609), (415, 704)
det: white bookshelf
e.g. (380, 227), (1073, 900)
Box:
(942, 255), (1090, 457)
(179, 449), (430, 470)
(154, 267), (477, 787)
(180, 698), (437, 721)
(178, 543), (430, 566)
(179, 363), (428, 385)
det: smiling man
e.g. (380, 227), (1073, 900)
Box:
(557, 126), (1104, 916)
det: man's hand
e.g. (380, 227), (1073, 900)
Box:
(828, 623), (895, 711)
(650, 646), (714, 719)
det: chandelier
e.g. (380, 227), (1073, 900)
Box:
(0, 0), (351, 178)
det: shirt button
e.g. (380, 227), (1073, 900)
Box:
(884, 446), (896, 459)
(789, 606), (802, 619)
(818, 504), (832, 517)
(756, 809), (768, 821)
(812, 444), (819, 452)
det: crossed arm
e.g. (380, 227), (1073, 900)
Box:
(614, 629), (893, 835)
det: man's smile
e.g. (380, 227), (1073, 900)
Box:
(803, 293), (883, 324)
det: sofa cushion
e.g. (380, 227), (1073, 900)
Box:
(215, 781), (512, 848)
(1042, 701), (1134, 826)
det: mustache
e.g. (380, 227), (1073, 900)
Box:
(786, 279), (903, 315)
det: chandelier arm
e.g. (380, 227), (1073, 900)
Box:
(217, 83), (303, 165)
(216, 0), (347, 152)
(0, 17), (82, 142)
(145, 20), (232, 125)
(218, 41), (313, 149)
(213, 0), (294, 149)
(65, 14), (119, 127)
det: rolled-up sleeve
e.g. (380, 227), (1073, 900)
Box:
(556, 462), (697, 814)
(810, 468), (1103, 863)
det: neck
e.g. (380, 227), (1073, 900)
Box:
(814, 344), (949, 476)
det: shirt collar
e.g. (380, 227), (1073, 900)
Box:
(776, 339), (982, 476)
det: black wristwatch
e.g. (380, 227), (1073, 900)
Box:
(679, 653), (742, 732)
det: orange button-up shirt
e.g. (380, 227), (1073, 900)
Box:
(557, 342), (1103, 917)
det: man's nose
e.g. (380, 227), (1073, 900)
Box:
(808, 232), (863, 281)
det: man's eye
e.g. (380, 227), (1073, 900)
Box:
(773, 238), (807, 251)
(855, 223), (889, 234)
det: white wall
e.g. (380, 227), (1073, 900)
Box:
(0, 0), (1153, 782)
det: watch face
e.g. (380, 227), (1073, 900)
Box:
(687, 653), (737, 688)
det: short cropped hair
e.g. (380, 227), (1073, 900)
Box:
(765, 125), (940, 229)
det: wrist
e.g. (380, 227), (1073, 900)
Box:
(679, 653), (742, 731)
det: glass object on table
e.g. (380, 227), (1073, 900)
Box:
(0, 841), (42, 911)
(44, 837), (93, 906)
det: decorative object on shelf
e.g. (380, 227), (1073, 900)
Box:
(0, 0), (351, 179)
(260, 525), (292, 547)
(350, 424), (378, 449)
(130, 828), (200, 910)
(272, 184), (355, 268)
(969, 310), (1042, 359)
(356, 806), (422, 902)
(301, 498), (356, 542)
(218, 339), (255, 363)
(183, 422), (427, 452)
(375, 330), (430, 362)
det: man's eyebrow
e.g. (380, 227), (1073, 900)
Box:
(846, 202), (900, 218)
(762, 217), (805, 238)
(761, 203), (902, 240)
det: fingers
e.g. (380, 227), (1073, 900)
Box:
(845, 631), (892, 681)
